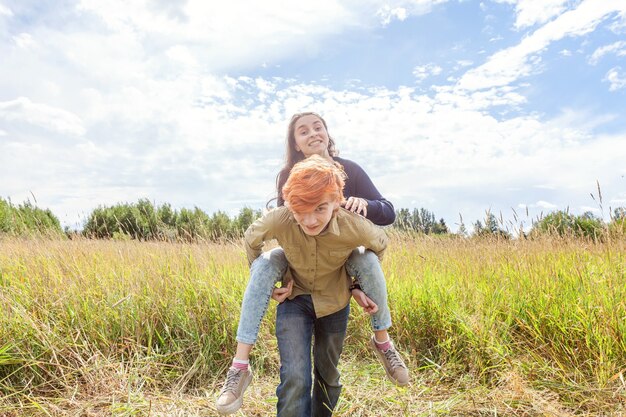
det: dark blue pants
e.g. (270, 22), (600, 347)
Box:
(276, 295), (350, 417)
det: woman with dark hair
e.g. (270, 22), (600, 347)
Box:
(216, 112), (408, 416)
(275, 112), (395, 225)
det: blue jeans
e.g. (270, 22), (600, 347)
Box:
(276, 295), (350, 417)
(236, 247), (391, 345)
(237, 248), (288, 344)
(345, 247), (391, 331)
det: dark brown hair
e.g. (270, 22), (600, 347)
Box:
(272, 112), (338, 207)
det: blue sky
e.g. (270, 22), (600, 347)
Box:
(1, 0), (625, 233)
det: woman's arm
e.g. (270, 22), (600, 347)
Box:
(339, 158), (396, 226)
(277, 158), (396, 225)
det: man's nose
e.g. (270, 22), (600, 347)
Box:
(301, 213), (316, 225)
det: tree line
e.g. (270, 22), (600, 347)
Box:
(0, 198), (62, 236)
(1, 197), (624, 241)
(81, 199), (261, 241)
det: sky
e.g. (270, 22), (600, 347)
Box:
(1, 0), (625, 233)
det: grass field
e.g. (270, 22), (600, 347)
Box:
(1, 235), (625, 416)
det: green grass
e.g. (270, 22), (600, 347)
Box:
(0, 235), (625, 416)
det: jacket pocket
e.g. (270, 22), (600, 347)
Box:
(329, 249), (352, 260)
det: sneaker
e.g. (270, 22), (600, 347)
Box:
(215, 367), (253, 415)
(369, 336), (409, 386)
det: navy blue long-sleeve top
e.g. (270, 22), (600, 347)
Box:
(277, 156), (396, 226)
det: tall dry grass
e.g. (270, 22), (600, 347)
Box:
(1, 235), (625, 415)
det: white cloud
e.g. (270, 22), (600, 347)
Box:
(458, 0), (626, 91)
(64, 0), (450, 78)
(512, 0), (569, 29)
(609, 11), (626, 34)
(0, 3), (12, 16)
(376, 6), (407, 26)
(455, 60), (473, 68)
(579, 206), (601, 215)
(604, 67), (626, 91)
(412, 64), (443, 82)
(0, 97), (86, 136)
(75, 0), (356, 73)
(165, 45), (198, 69)
(559, 49), (571, 56)
(12, 32), (36, 48)
(546, 108), (617, 136)
(534, 201), (558, 209)
(589, 40), (626, 65)
(375, 0), (449, 26)
(518, 201), (558, 211)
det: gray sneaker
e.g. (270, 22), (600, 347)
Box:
(369, 336), (409, 386)
(215, 367), (253, 415)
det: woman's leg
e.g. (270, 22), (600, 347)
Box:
(345, 247), (391, 333)
(235, 247), (288, 347)
(345, 247), (409, 386)
(216, 248), (288, 414)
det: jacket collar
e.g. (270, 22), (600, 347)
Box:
(319, 211), (340, 236)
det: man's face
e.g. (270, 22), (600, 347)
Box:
(291, 194), (340, 236)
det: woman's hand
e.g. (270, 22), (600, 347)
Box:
(271, 279), (293, 303)
(343, 197), (368, 217)
(351, 288), (378, 315)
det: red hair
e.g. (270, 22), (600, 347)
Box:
(282, 155), (346, 213)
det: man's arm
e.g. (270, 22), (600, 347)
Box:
(243, 210), (279, 265)
(357, 216), (389, 260)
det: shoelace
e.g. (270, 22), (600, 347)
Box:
(220, 368), (243, 394)
(384, 347), (406, 370)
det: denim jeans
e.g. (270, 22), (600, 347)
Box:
(236, 246), (391, 345)
(344, 247), (392, 331)
(236, 248), (288, 344)
(275, 295), (350, 417)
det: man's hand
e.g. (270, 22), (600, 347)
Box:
(351, 288), (378, 315)
(271, 280), (293, 303)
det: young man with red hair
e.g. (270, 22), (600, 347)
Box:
(219, 155), (404, 417)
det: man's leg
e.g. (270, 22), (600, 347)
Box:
(276, 295), (315, 417)
(311, 303), (350, 417)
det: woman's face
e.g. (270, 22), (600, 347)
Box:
(293, 114), (330, 158)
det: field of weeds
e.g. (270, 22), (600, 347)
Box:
(1, 235), (625, 416)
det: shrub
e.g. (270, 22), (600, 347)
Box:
(0, 198), (63, 236)
(83, 201), (261, 242)
(531, 210), (605, 239)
